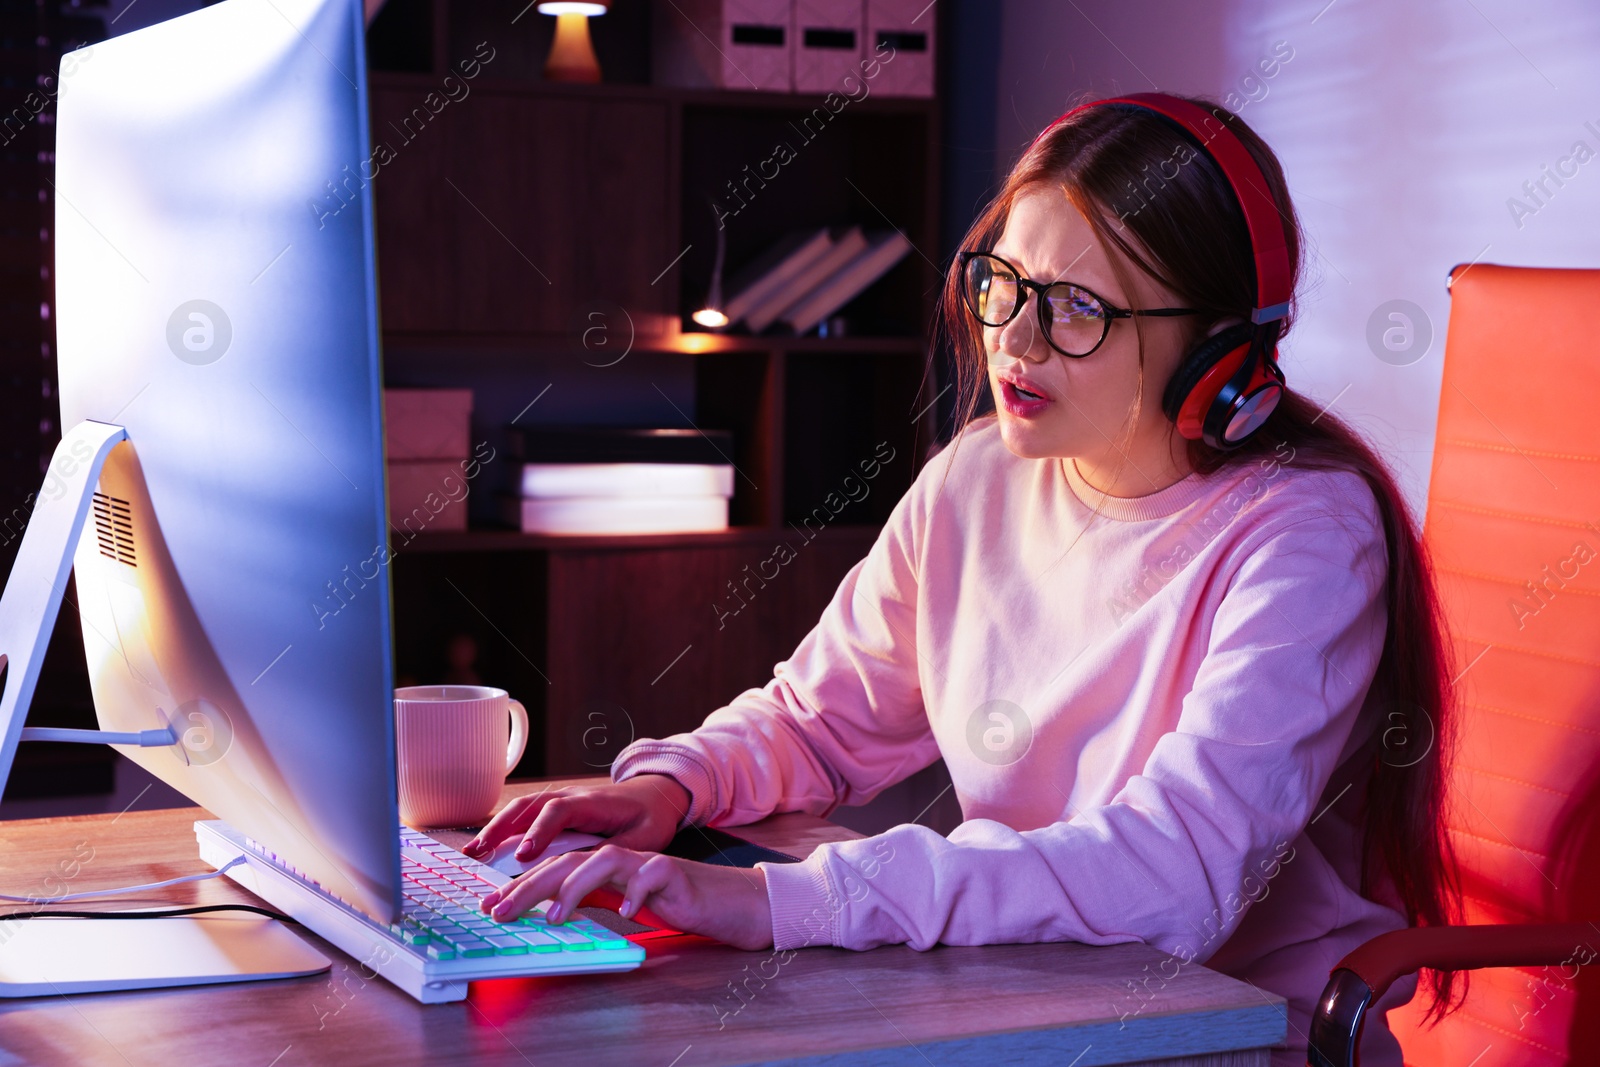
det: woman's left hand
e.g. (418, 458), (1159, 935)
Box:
(479, 844), (774, 951)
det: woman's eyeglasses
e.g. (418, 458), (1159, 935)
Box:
(958, 251), (1201, 358)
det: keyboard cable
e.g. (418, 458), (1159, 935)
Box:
(0, 856), (296, 923)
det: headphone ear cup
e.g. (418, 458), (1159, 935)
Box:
(1162, 321), (1258, 435)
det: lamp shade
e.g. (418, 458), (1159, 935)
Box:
(538, 1), (609, 82)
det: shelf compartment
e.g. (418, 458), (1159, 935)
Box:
(678, 102), (937, 339)
(783, 350), (928, 528)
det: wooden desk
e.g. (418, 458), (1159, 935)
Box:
(0, 777), (1287, 1066)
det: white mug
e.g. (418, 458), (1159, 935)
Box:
(395, 685), (529, 828)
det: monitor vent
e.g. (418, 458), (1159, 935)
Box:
(92, 492), (137, 567)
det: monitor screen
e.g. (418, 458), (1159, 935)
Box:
(50, 0), (400, 923)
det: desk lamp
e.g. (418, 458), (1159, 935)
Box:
(692, 199), (729, 329)
(538, 1), (609, 83)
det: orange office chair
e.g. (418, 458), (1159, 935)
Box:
(1309, 263), (1600, 1066)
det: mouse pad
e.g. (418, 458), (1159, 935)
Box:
(662, 825), (799, 867)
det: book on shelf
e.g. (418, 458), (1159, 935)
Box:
(503, 426), (737, 535)
(520, 463), (735, 499)
(743, 225), (868, 333)
(779, 229), (913, 335)
(500, 495), (730, 536)
(507, 426), (734, 465)
(722, 228), (835, 326)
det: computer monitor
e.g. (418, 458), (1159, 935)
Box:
(6, 0), (401, 923)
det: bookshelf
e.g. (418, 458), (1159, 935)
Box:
(367, 0), (946, 776)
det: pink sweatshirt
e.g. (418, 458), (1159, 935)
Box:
(610, 416), (1417, 1066)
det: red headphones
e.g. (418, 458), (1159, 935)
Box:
(1026, 93), (1292, 450)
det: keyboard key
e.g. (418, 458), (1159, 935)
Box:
(447, 936), (496, 958)
(511, 928), (560, 949)
(542, 925), (594, 946)
(484, 935), (530, 955)
(567, 921), (628, 950)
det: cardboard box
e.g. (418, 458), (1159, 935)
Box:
(388, 460), (470, 534)
(653, 0), (793, 91)
(383, 388), (472, 461)
(866, 0), (935, 97)
(793, 0), (863, 94)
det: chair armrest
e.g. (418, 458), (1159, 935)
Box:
(1308, 923), (1597, 1067)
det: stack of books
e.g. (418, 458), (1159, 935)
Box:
(502, 427), (736, 535)
(720, 225), (912, 335)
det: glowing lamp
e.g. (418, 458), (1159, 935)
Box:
(692, 198), (729, 331)
(536, 1), (609, 83)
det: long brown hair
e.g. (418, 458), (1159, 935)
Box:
(931, 93), (1463, 1018)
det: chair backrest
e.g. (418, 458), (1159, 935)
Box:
(1387, 264), (1600, 1066)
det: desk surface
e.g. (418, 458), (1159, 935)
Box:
(0, 777), (1286, 1067)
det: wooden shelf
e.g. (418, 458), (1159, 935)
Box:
(396, 523), (884, 553)
(368, 70), (937, 115)
(380, 331), (928, 356)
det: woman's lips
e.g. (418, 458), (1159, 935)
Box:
(999, 377), (1051, 418)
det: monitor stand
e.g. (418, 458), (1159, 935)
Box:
(0, 419), (331, 995)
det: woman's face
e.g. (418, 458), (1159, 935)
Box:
(982, 185), (1199, 476)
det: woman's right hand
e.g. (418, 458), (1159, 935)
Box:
(458, 773), (692, 863)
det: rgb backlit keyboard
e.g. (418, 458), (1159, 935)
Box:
(395, 826), (628, 957)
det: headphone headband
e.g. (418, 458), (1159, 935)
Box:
(1027, 92), (1291, 326)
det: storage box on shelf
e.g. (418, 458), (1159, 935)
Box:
(864, 0), (936, 98)
(384, 387), (474, 534)
(647, 0), (935, 96)
(653, 0), (793, 92)
(793, 0), (862, 96)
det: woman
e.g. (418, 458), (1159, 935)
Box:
(462, 94), (1461, 1065)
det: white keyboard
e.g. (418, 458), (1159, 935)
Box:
(194, 819), (644, 1003)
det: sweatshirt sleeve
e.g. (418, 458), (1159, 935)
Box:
(609, 447), (942, 833)
(756, 492), (1390, 956)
